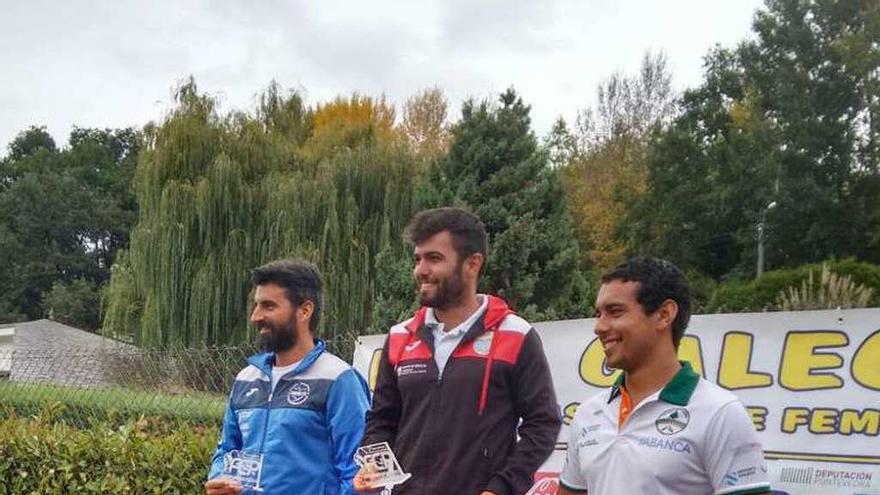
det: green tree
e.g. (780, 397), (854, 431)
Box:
(0, 172), (94, 320)
(0, 125), (140, 325)
(4, 126), (56, 162)
(427, 88), (592, 320)
(741, 0), (879, 266)
(64, 127), (141, 283)
(544, 118), (577, 170)
(629, 0), (879, 277)
(102, 80), (424, 347)
(43, 278), (102, 330)
(627, 47), (781, 277)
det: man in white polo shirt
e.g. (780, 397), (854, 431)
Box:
(557, 258), (770, 495)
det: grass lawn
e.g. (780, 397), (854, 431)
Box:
(0, 380), (226, 425)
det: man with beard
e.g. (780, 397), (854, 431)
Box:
(206, 259), (370, 495)
(354, 208), (561, 495)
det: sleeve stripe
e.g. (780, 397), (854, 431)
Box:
(714, 483), (772, 495)
(558, 477), (588, 494)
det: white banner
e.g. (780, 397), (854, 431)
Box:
(353, 308), (880, 495)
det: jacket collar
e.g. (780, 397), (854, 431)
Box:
(248, 339), (326, 377)
(405, 294), (513, 341)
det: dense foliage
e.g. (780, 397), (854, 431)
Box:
(1, 0), (877, 345)
(0, 412), (216, 494)
(0, 126), (139, 328)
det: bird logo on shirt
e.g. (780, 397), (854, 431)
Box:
(655, 407), (690, 435)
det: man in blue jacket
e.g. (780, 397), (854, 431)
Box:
(206, 259), (370, 495)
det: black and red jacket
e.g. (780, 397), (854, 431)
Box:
(361, 295), (561, 495)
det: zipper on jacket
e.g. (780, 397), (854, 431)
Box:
(249, 345), (322, 492)
(425, 336), (467, 490)
(258, 374), (275, 458)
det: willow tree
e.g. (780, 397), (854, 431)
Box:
(103, 81), (422, 348)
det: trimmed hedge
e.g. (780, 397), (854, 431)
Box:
(706, 258), (880, 313)
(0, 413), (217, 494)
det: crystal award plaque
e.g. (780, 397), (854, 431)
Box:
(355, 442), (412, 492)
(222, 450), (264, 492)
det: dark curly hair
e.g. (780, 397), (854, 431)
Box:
(251, 258), (323, 333)
(600, 257), (691, 348)
(404, 207), (488, 267)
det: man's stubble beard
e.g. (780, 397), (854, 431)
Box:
(418, 263), (467, 310)
(256, 319), (298, 353)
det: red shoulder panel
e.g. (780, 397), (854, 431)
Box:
(452, 330), (526, 365)
(388, 332), (432, 366)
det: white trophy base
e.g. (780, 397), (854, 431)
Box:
(370, 472), (412, 489)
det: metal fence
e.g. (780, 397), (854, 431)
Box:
(0, 337), (360, 426)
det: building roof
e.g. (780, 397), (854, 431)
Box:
(0, 319), (133, 387)
(1, 319), (129, 351)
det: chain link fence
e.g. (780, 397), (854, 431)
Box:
(0, 337), (361, 427)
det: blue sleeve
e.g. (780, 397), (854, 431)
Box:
(208, 394), (242, 480)
(326, 367), (371, 495)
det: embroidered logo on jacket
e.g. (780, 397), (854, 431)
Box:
(287, 382), (311, 405)
(404, 341), (422, 352)
(473, 332), (494, 356)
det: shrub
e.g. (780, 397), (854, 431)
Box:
(776, 264), (874, 310)
(706, 258), (880, 313)
(0, 412), (217, 494)
(685, 269), (719, 314)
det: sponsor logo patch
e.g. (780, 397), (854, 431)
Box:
(778, 466), (874, 489)
(724, 466), (759, 486)
(655, 407), (690, 435)
(813, 468), (874, 488)
(396, 362), (429, 377)
(473, 332), (494, 356)
(577, 423), (601, 447)
(634, 435), (693, 454)
(237, 409), (254, 436)
(779, 467), (813, 484)
(287, 381), (310, 406)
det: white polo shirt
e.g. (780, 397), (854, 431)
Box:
(559, 362), (770, 495)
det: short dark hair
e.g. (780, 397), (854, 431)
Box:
(600, 257), (691, 348)
(251, 258), (323, 333)
(404, 207), (488, 264)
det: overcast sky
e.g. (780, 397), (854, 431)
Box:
(1, 0), (765, 151)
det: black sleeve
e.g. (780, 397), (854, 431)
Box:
(486, 329), (562, 495)
(361, 336), (402, 448)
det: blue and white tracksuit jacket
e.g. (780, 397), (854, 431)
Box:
(209, 341), (370, 495)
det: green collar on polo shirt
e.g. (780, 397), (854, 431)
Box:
(609, 361), (700, 406)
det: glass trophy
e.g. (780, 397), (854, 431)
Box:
(222, 450), (264, 492)
(355, 442), (412, 494)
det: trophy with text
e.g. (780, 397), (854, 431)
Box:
(222, 450), (264, 492)
(355, 442), (412, 494)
